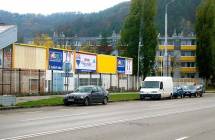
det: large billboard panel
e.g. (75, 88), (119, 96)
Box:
(14, 45), (46, 70)
(97, 55), (116, 74)
(125, 58), (133, 75)
(117, 57), (126, 74)
(3, 46), (12, 68)
(63, 51), (74, 73)
(49, 49), (63, 70)
(0, 49), (3, 68)
(75, 53), (96, 73)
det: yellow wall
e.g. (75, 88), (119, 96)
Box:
(180, 67), (198, 73)
(180, 56), (196, 62)
(181, 45), (196, 51)
(159, 45), (174, 51)
(13, 45), (47, 70)
(97, 54), (117, 74)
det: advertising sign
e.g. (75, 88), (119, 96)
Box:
(3, 46), (12, 68)
(125, 59), (133, 75)
(117, 57), (125, 74)
(63, 51), (74, 73)
(49, 49), (63, 70)
(0, 50), (2, 68)
(97, 54), (116, 74)
(75, 53), (96, 73)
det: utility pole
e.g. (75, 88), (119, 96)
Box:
(163, 0), (176, 76)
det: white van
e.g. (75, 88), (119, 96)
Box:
(140, 77), (173, 100)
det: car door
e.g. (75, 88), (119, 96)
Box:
(91, 87), (99, 103)
(97, 87), (105, 102)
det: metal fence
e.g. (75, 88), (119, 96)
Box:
(0, 68), (45, 96)
(0, 68), (138, 96)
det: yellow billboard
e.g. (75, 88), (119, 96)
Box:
(13, 44), (47, 70)
(97, 54), (117, 74)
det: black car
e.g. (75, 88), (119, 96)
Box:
(173, 86), (183, 98)
(64, 86), (109, 106)
(182, 85), (198, 98)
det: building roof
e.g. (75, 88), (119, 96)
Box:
(0, 24), (17, 49)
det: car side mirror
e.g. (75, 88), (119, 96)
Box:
(160, 82), (163, 90)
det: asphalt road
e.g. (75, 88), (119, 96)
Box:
(1, 94), (215, 140)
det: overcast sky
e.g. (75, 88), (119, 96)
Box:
(0, 0), (130, 15)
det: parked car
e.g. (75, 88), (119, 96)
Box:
(196, 84), (204, 97)
(140, 76), (173, 100)
(63, 86), (109, 106)
(182, 85), (199, 98)
(173, 86), (183, 98)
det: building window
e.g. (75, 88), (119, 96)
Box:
(181, 51), (196, 56)
(181, 62), (196, 67)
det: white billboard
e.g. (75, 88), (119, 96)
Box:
(63, 51), (74, 73)
(75, 53), (96, 73)
(125, 59), (133, 75)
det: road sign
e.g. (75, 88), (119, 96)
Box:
(61, 73), (73, 77)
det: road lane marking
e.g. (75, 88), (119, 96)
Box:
(24, 111), (42, 114)
(2, 104), (215, 140)
(20, 112), (89, 122)
(176, 136), (188, 140)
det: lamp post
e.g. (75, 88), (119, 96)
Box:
(137, 40), (143, 90)
(163, 0), (176, 76)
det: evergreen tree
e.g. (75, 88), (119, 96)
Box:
(196, 0), (215, 86)
(121, 0), (157, 78)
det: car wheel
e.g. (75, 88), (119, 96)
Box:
(64, 101), (70, 106)
(189, 95), (192, 98)
(84, 98), (90, 106)
(170, 94), (173, 100)
(102, 97), (108, 105)
(200, 93), (203, 97)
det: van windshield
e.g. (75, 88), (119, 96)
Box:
(142, 81), (160, 88)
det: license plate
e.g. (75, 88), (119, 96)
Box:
(68, 99), (74, 102)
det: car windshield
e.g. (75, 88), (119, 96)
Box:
(74, 86), (93, 93)
(173, 87), (178, 92)
(188, 85), (196, 90)
(182, 86), (189, 90)
(142, 81), (160, 88)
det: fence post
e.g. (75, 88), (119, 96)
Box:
(19, 69), (21, 94)
(99, 73), (102, 86)
(51, 70), (53, 94)
(38, 69), (40, 95)
(127, 75), (129, 91)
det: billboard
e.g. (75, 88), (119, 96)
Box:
(75, 53), (96, 73)
(13, 45), (46, 70)
(3, 46), (12, 68)
(49, 49), (63, 70)
(0, 49), (2, 68)
(97, 55), (117, 74)
(63, 51), (74, 73)
(125, 59), (133, 75)
(117, 57), (126, 74)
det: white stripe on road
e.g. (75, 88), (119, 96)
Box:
(20, 112), (89, 122)
(176, 136), (188, 140)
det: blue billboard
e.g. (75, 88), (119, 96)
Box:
(49, 49), (63, 70)
(117, 57), (125, 74)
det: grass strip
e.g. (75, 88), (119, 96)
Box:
(16, 93), (140, 108)
(16, 97), (64, 108)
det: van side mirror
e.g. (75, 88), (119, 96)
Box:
(160, 82), (163, 90)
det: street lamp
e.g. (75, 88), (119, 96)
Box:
(137, 40), (143, 90)
(163, 0), (176, 76)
